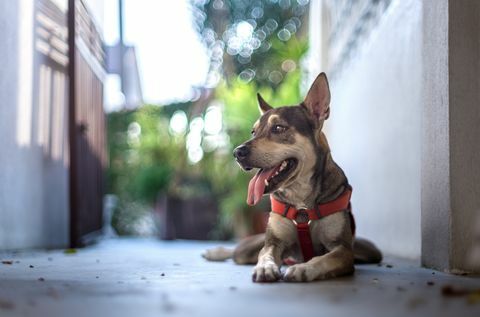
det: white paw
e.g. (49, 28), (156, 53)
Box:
(201, 247), (232, 261)
(283, 264), (316, 282)
(252, 262), (281, 283)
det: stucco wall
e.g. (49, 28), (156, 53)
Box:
(0, 0), (69, 249)
(422, 0), (480, 273)
(319, 0), (423, 259)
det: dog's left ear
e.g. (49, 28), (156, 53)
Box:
(303, 72), (331, 122)
(257, 93), (272, 115)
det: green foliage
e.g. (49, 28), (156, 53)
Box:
(107, 71), (304, 237)
(193, 0), (309, 88)
(108, 1), (310, 237)
(107, 104), (186, 204)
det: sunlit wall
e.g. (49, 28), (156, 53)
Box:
(0, 0), (70, 249)
(310, 0), (422, 259)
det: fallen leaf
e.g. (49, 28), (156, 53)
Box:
(1, 261), (13, 265)
(467, 291), (480, 305)
(442, 285), (468, 297)
(407, 297), (426, 310)
(442, 285), (480, 302)
(0, 299), (14, 310)
(63, 249), (77, 254)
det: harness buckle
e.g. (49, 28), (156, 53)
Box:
(292, 210), (311, 226)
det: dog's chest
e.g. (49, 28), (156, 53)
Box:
(273, 211), (353, 261)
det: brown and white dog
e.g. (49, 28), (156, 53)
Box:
(203, 73), (382, 282)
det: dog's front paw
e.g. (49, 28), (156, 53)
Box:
(283, 264), (316, 282)
(252, 262), (281, 283)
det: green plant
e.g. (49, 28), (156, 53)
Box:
(107, 3), (309, 237)
(108, 105), (178, 204)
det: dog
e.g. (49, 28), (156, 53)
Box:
(203, 73), (382, 282)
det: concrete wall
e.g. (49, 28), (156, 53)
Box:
(422, 0), (480, 273)
(448, 0), (480, 273)
(310, 0), (423, 259)
(0, 0), (69, 249)
(310, 0), (480, 271)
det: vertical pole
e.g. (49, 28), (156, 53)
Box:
(67, 0), (78, 247)
(118, 0), (124, 94)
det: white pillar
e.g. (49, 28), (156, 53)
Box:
(422, 0), (480, 273)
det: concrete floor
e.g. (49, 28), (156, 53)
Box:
(0, 238), (479, 317)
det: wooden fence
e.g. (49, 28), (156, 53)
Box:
(67, 0), (107, 247)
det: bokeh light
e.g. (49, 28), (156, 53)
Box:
(204, 105), (223, 135)
(169, 110), (188, 135)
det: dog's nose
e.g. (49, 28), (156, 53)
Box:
(233, 145), (249, 159)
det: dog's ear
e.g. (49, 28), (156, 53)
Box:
(257, 93), (272, 115)
(303, 72), (331, 122)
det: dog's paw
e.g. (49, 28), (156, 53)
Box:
(283, 264), (317, 282)
(252, 262), (281, 283)
(201, 247), (233, 262)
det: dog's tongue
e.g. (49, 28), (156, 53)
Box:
(247, 167), (278, 206)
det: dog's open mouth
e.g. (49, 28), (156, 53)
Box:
(246, 158), (297, 205)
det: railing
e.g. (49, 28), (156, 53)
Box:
(323, 0), (392, 76)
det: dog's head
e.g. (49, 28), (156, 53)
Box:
(233, 73), (332, 205)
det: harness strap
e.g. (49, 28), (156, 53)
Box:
(296, 223), (315, 262)
(270, 186), (354, 262)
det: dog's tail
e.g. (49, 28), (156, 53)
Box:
(353, 237), (383, 264)
(202, 246), (234, 262)
(203, 234), (265, 264)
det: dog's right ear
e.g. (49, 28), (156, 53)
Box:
(303, 72), (331, 123)
(257, 93), (272, 115)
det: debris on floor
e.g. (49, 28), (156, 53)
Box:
(0, 298), (15, 310)
(441, 285), (480, 304)
(63, 249), (77, 255)
(0, 239), (479, 317)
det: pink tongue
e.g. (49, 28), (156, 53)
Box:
(247, 167), (279, 206)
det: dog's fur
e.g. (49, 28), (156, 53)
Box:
(203, 73), (382, 282)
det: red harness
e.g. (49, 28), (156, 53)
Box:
(270, 187), (355, 262)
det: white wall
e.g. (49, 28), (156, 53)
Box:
(422, 0), (480, 273)
(312, 0), (423, 259)
(0, 0), (69, 250)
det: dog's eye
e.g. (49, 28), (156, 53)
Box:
(251, 130), (256, 137)
(272, 125), (287, 134)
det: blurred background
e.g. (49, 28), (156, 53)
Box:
(105, 0), (310, 241)
(0, 0), (479, 274)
